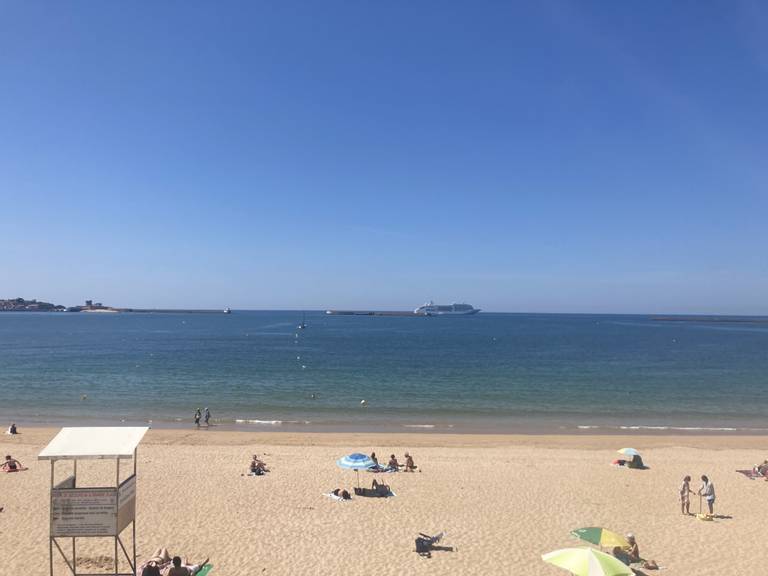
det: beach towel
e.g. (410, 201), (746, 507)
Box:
(354, 486), (397, 498)
(195, 564), (213, 576)
(736, 469), (763, 480)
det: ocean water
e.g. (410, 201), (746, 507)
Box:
(1, 311), (767, 433)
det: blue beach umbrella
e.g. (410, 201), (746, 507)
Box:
(336, 452), (375, 488)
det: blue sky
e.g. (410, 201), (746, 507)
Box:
(1, 2), (766, 313)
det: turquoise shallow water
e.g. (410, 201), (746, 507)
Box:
(1, 311), (767, 432)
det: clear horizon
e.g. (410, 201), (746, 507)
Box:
(2, 2), (766, 315)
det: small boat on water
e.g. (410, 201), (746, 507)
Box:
(297, 312), (307, 329)
(223, 307), (232, 314)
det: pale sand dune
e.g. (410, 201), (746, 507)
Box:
(2, 429), (767, 575)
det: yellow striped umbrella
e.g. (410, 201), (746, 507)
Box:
(571, 527), (629, 549)
(542, 547), (633, 576)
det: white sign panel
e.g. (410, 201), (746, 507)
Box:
(116, 475), (136, 534)
(51, 488), (117, 537)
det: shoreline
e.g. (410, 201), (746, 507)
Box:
(7, 417), (768, 436)
(6, 426), (768, 448)
(5, 416), (768, 436)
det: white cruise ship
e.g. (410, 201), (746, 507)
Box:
(414, 301), (480, 316)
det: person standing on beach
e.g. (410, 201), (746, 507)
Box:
(203, 407), (211, 427)
(194, 408), (201, 428)
(679, 475), (693, 515)
(698, 475), (715, 515)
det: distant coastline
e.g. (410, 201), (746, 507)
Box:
(651, 315), (768, 324)
(0, 297), (230, 314)
(0, 297), (65, 312)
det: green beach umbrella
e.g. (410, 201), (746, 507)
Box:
(542, 547), (633, 576)
(571, 527), (629, 549)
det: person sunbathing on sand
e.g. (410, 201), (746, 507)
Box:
(403, 452), (417, 472)
(388, 454), (400, 470)
(167, 555), (209, 576)
(141, 564), (162, 576)
(2, 455), (23, 472)
(332, 488), (351, 500)
(140, 549), (170, 576)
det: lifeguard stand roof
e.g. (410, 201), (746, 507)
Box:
(38, 427), (149, 461)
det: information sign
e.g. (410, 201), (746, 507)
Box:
(51, 488), (117, 537)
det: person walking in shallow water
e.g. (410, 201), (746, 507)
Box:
(679, 475), (693, 515)
(203, 407), (211, 427)
(193, 408), (201, 429)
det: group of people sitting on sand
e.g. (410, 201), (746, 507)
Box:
(611, 533), (659, 571)
(248, 454), (269, 476)
(369, 451), (417, 472)
(141, 548), (208, 576)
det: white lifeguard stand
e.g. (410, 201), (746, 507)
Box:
(38, 427), (149, 576)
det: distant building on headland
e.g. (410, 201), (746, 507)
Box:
(0, 297), (66, 312)
(66, 299), (118, 313)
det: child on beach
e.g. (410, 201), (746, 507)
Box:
(193, 409), (201, 428)
(403, 452), (417, 472)
(388, 454), (400, 471)
(679, 475), (693, 515)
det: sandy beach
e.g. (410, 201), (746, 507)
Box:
(1, 428), (766, 575)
